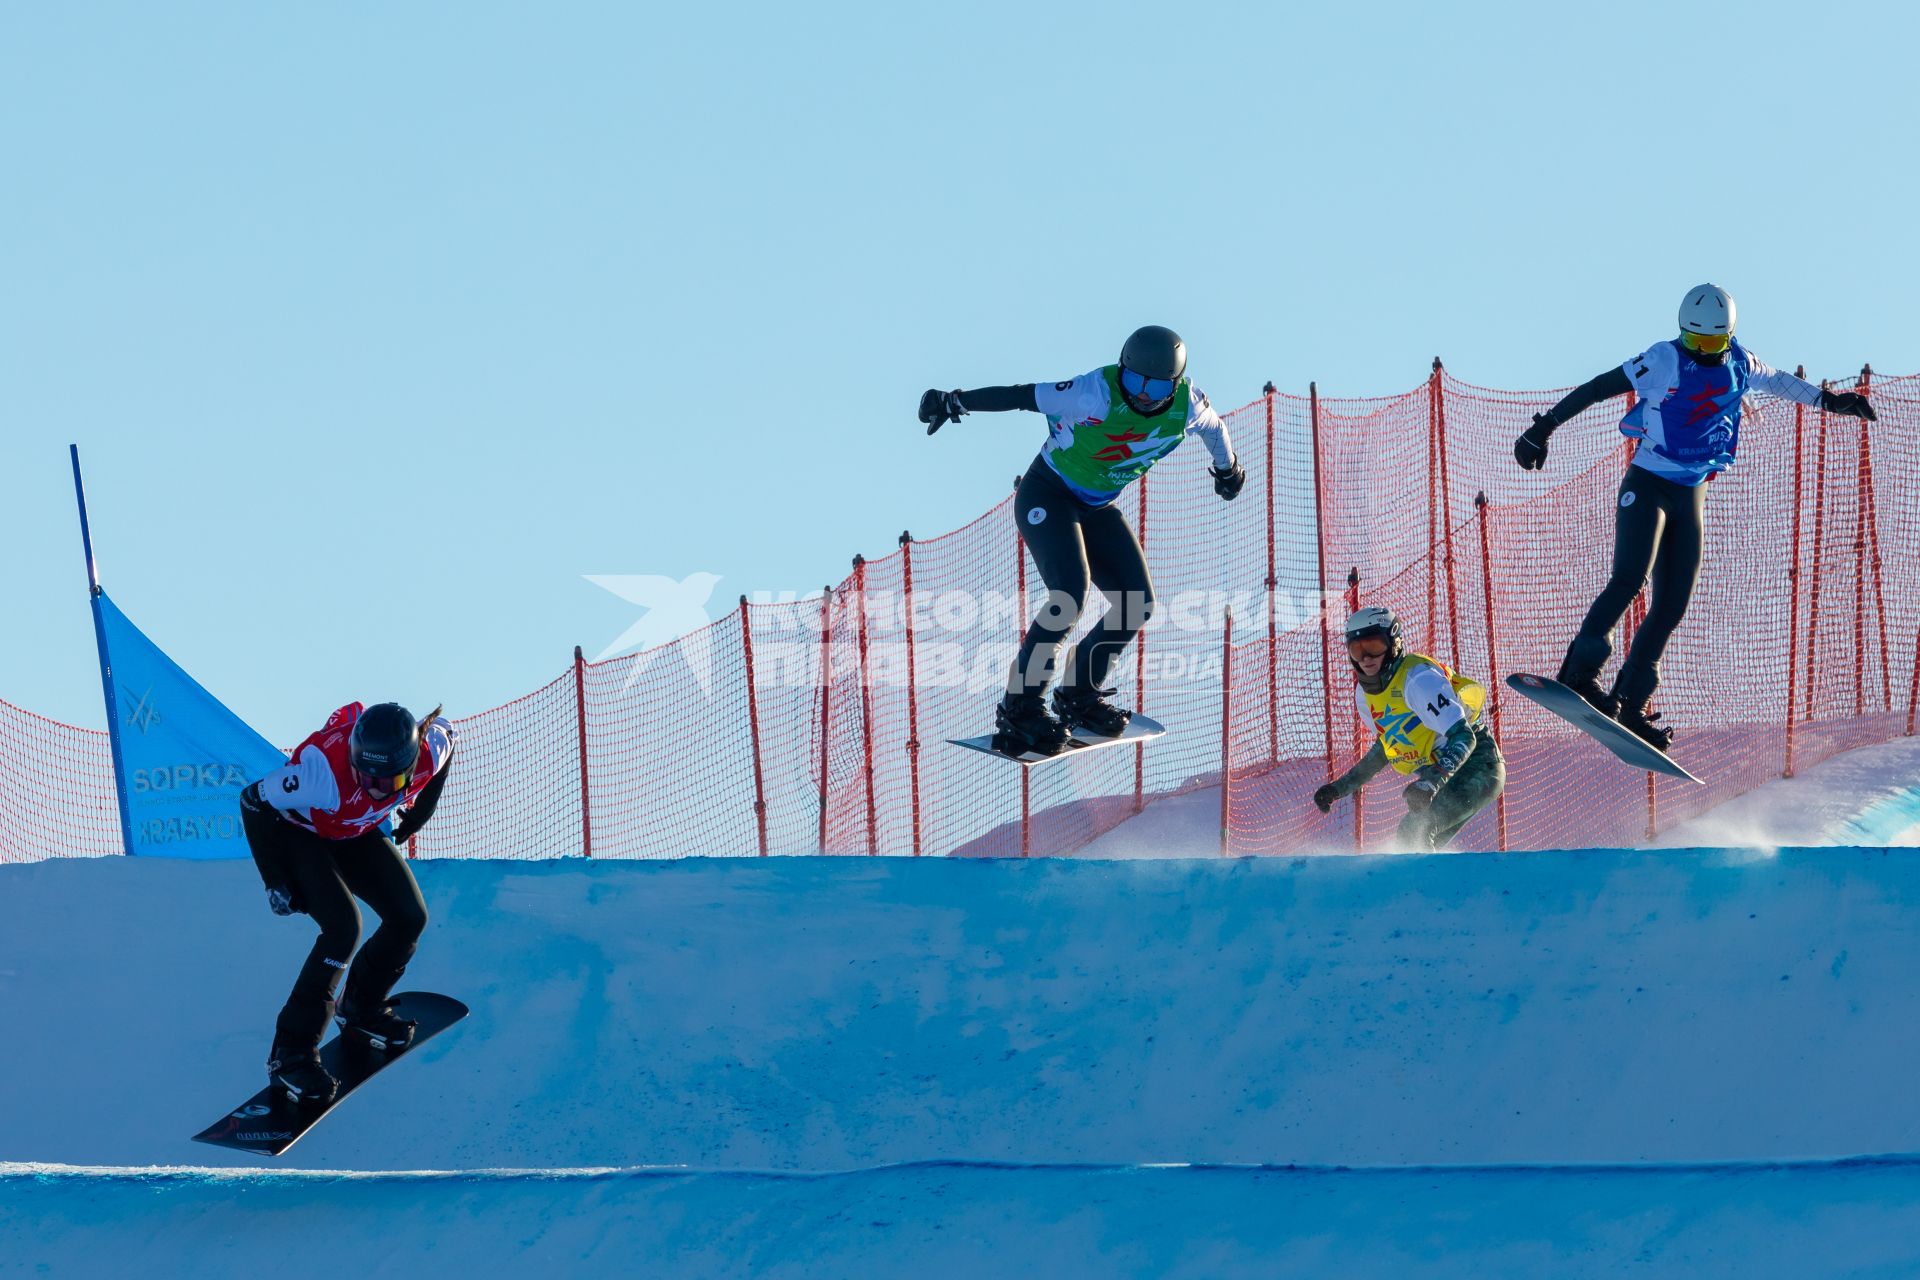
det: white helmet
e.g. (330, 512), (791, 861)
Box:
(1344, 605), (1400, 646)
(1678, 283), (1736, 337)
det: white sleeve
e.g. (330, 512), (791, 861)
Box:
(1743, 352), (1824, 407)
(1033, 371), (1110, 426)
(1621, 342), (1678, 400)
(1184, 385), (1236, 470)
(257, 745), (341, 816)
(420, 716), (456, 773)
(1403, 665), (1467, 735)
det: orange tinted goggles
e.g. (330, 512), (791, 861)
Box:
(1347, 637), (1392, 658)
(1680, 330), (1732, 355)
(356, 769), (412, 800)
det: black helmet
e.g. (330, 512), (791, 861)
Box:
(1118, 325), (1186, 414)
(349, 702), (420, 794)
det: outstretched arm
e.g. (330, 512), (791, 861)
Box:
(1514, 367), (1634, 470)
(919, 384), (1040, 432)
(1748, 357), (1877, 420)
(1313, 741), (1390, 812)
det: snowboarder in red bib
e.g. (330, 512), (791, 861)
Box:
(1512, 284), (1876, 750)
(238, 702), (456, 1105)
(920, 326), (1246, 756)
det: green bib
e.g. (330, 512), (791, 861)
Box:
(1043, 367), (1194, 501)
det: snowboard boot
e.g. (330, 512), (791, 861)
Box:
(993, 691), (1071, 757)
(1051, 684), (1133, 739)
(268, 1044), (338, 1107)
(1554, 662), (1618, 719)
(1613, 696), (1674, 753)
(336, 995), (417, 1052)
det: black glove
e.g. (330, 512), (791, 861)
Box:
(392, 810), (421, 845)
(265, 883), (302, 917)
(1403, 778), (1437, 812)
(919, 389), (967, 434)
(1211, 460), (1247, 501)
(1312, 783), (1341, 814)
(1514, 414), (1556, 470)
(1822, 390), (1878, 422)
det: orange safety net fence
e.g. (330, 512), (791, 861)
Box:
(4, 364), (1912, 862)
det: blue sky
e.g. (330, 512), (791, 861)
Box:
(3, 1), (1912, 742)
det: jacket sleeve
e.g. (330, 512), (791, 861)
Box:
(955, 384), (1040, 413)
(1330, 741), (1391, 795)
(1540, 367), (1634, 429)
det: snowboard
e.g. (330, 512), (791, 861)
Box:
(192, 991), (468, 1157)
(950, 711), (1166, 765)
(1505, 674), (1703, 784)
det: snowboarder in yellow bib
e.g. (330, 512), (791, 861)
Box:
(1311, 606), (1506, 850)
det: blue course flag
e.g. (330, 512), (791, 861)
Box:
(96, 591), (285, 859)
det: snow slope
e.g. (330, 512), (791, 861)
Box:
(6, 849), (1920, 1275)
(1080, 734), (1920, 857)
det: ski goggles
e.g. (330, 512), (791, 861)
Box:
(1680, 330), (1732, 355)
(1120, 368), (1176, 402)
(355, 768), (412, 800)
(1346, 636), (1392, 659)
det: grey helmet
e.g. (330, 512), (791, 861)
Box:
(1118, 325), (1187, 413)
(1344, 605), (1404, 675)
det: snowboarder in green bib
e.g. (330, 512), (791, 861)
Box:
(920, 326), (1245, 756)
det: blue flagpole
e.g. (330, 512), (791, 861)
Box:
(71, 445), (135, 856)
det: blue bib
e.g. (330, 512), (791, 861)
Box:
(1622, 338), (1751, 473)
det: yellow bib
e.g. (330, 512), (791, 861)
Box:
(1359, 654), (1488, 774)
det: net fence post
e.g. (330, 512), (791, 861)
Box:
(853, 555), (878, 855)
(1805, 383), (1832, 727)
(1857, 365), (1892, 710)
(815, 586), (834, 854)
(1784, 373), (1807, 779)
(1346, 566), (1362, 852)
(1425, 365), (1440, 654)
(1433, 359), (1462, 666)
(1264, 380), (1279, 765)
(1133, 474), (1148, 815)
(1013, 476), (1031, 858)
(1310, 383), (1334, 780)
(740, 597), (770, 857)
(1474, 492), (1508, 852)
(900, 531), (923, 857)
(573, 645), (592, 859)
(1907, 626), (1920, 737)
(1220, 608), (1233, 857)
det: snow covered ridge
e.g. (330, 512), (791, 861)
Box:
(8, 850), (1920, 1172)
(11, 1159), (1920, 1279)
(9, 850), (1920, 1275)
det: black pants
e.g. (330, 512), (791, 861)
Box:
(1398, 727), (1505, 851)
(1562, 466), (1707, 706)
(242, 801), (428, 1052)
(1009, 455), (1156, 696)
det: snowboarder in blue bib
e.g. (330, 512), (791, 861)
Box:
(1512, 285), (1877, 750)
(920, 326), (1246, 756)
